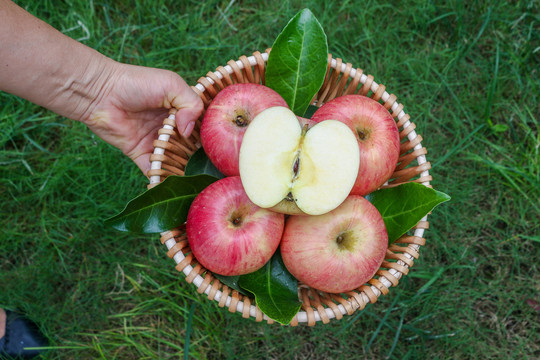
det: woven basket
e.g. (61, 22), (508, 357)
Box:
(147, 49), (432, 326)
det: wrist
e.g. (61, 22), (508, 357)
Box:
(0, 0), (121, 123)
(56, 55), (121, 123)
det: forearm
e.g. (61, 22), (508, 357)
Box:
(0, 0), (118, 121)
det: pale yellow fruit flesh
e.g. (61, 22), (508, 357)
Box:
(239, 106), (359, 216)
(239, 106), (301, 209)
(293, 120), (360, 215)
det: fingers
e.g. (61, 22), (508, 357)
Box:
(176, 105), (202, 138)
(162, 74), (204, 138)
(132, 70), (204, 177)
(132, 153), (152, 177)
(180, 117), (196, 138)
(174, 91), (204, 138)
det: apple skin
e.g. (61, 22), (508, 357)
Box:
(311, 95), (400, 195)
(280, 195), (388, 293)
(200, 83), (289, 176)
(296, 115), (316, 129)
(186, 176), (285, 276)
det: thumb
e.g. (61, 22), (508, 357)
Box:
(162, 76), (204, 138)
(175, 101), (202, 138)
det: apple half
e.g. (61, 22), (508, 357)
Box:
(239, 106), (360, 216)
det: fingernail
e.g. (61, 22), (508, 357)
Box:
(181, 121), (195, 138)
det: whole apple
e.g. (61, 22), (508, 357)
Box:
(311, 95), (400, 195)
(200, 83), (289, 176)
(280, 195), (388, 293)
(186, 176), (284, 276)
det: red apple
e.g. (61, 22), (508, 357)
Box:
(311, 95), (400, 195)
(280, 195), (388, 293)
(200, 83), (289, 176)
(186, 176), (285, 276)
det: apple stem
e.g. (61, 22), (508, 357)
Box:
(301, 124), (309, 136)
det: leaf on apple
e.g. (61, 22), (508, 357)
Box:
(365, 182), (451, 244)
(238, 250), (302, 325)
(213, 274), (249, 295)
(105, 175), (218, 233)
(265, 8), (328, 117)
(185, 147), (225, 179)
(303, 104), (320, 119)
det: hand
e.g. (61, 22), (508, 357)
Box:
(0, 1), (203, 175)
(83, 62), (204, 175)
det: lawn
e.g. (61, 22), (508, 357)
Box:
(1, 0), (538, 359)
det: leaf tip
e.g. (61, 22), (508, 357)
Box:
(103, 216), (127, 232)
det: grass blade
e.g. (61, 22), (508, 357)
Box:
(184, 303), (196, 360)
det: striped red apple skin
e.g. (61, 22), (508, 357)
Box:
(311, 95), (400, 196)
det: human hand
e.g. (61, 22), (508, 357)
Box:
(0, 1), (203, 176)
(83, 62), (203, 175)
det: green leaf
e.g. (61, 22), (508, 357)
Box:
(266, 8), (328, 116)
(365, 183), (451, 244)
(185, 147), (225, 179)
(303, 104), (319, 119)
(105, 175), (218, 233)
(239, 251), (301, 325)
(213, 274), (247, 295)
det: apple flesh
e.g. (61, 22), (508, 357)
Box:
(186, 176), (284, 276)
(239, 106), (360, 216)
(280, 195), (388, 293)
(200, 83), (289, 176)
(311, 95), (400, 195)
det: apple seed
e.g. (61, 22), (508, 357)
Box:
(292, 154), (300, 179)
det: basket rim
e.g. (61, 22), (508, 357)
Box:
(149, 50), (431, 325)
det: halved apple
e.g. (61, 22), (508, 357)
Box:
(239, 106), (360, 216)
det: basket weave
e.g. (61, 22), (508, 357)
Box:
(147, 49), (432, 326)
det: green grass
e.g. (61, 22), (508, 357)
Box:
(1, 0), (539, 358)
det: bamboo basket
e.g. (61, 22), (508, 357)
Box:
(147, 49), (432, 326)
